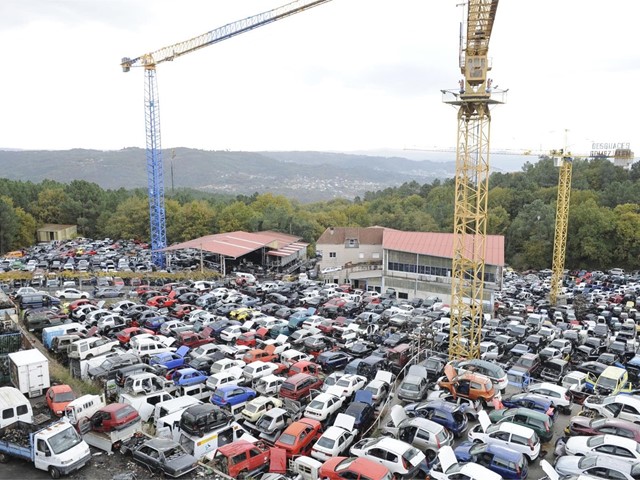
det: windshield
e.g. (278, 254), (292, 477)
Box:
(402, 382), (419, 392)
(316, 436), (335, 449)
(277, 433), (296, 445)
(597, 376), (619, 389)
(53, 391), (75, 402)
(325, 376), (338, 387)
(244, 404), (258, 413)
(335, 457), (356, 472)
(48, 426), (82, 455)
(578, 456), (597, 469)
(586, 436), (605, 447)
(308, 400), (324, 410)
(337, 379), (352, 388)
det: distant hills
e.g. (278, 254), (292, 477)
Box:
(0, 148), (529, 202)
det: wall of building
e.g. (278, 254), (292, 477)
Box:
(316, 241), (382, 272)
(36, 225), (77, 243)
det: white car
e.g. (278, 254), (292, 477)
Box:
(565, 434), (640, 464)
(301, 316), (325, 330)
(553, 455), (640, 480)
(526, 382), (572, 414)
(350, 436), (426, 478)
(304, 387), (345, 421)
(541, 459), (607, 480)
(206, 371), (241, 391)
(467, 411), (541, 462)
(582, 394), (640, 423)
(242, 361), (280, 382)
(189, 343), (220, 359)
(219, 325), (245, 343)
(68, 336), (120, 360)
(210, 358), (245, 376)
(311, 414), (357, 461)
(334, 374), (368, 398)
(429, 446), (501, 480)
(111, 300), (137, 313)
(55, 288), (89, 300)
(321, 372), (344, 392)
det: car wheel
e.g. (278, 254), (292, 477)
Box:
(59, 295), (65, 299)
(238, 470), (249, 480)
(0, 453), (9, 463)
(49, 467), (61, 479)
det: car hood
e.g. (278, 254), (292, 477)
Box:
(553, 455), (583, 475)
(568, 416), (592, 430)
(565, 436), (590, 453)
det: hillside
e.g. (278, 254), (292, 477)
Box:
(0, 148), (459, 202)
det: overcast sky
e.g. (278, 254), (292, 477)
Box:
(1, 0), (638, 159)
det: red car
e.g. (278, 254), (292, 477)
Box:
(237, 332), (257, 347)
(176, 330), (213, 348)
(116, 326), (154, 345)
(88, 403), (140, 433)
(146, 295), (177, 309)
(243, 345), (278, 364)
(319, 456), (393, 480)
(171, 304), (198, 319)
(279, 373), (324, 402)
(287, 361), (323, 377)
(46, 385), (76, 417)
(274, 418), (322, 458)
(567, 416), (640, 442)
(213, 440), (271, 478)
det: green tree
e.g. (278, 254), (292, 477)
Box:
(0, 196), (18, 254)
(14, 207), (37, 249)
(103, 196), (149, 240)
(506, 199), (555, 269)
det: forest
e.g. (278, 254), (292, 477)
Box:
(1, 156), (639, 271)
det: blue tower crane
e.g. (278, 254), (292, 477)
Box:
(121, 0), (333, 267)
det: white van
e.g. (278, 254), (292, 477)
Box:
(64, 394), (106, 427)
(0, 386), (33, 428)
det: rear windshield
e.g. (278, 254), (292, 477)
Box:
(280, 382), (295, 391)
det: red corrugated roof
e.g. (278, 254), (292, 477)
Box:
(163, 231), (282, 259)
(382, 230), (504, 266)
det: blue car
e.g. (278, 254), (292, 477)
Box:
(210, 385), (256, 407)
(454, 441), (527, 479)
(501, 392), (557, 420)
(143, 316), (167, 332)
(404, 400), (468, 438)
(149, 346), (190, 370)
(171, 367), (208, 387)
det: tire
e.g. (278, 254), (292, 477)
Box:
(0, 453), (9, 463)
(238, 470), (249, 480)
(59, 295), (65, 299)
(49, 467), (61, 479)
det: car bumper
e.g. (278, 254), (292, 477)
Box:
(59, 451), (92, 476)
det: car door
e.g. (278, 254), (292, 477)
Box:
(619, 403), (640, 422)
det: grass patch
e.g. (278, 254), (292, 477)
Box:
(49, 358), (102, 396)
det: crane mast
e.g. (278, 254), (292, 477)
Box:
(549, 148), (573, 306)
(444, 0), (502, 360)
(121, 0), (333, 267)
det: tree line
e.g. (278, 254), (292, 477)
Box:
(1, 156), (639, 271)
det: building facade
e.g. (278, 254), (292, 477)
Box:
(315, 227), (504, 302)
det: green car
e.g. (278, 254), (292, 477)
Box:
(489, 407), (554, 442)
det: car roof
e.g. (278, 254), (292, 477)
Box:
(496, 421), (536, 436)
(217, 439), (255, 456)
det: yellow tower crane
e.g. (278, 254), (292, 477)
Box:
(549, 144), (635, 305)
(442, 0), (506, 360)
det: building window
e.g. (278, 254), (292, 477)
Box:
(345, 239), (359, 248)
(329, 252), (336, 258)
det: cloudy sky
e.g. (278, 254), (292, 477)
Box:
(1, 0), (638, 159)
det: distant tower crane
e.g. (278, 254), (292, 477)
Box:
(549, 141), (635, 305)
(121, 0), (333, 266)
(443, 0), (505, 360)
